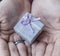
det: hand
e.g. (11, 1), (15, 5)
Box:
(0, 33), (32, 56)
(0, 0), (30, 34)
(0, 0), (30, 40)
(0, 0), (31, 56)
(31, 0), (60, 56)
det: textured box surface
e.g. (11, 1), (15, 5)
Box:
(14, 12), (44, 44)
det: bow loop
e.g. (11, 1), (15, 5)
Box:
(21, 13), (40, 33)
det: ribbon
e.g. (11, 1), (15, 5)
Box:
(21, 13), (40, 33)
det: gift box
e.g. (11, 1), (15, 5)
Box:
(14, 12), (44, 44)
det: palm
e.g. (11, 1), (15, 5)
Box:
(0, 0), (30, 56)
(0, 0), (30, 40)
(31, 0), (60, 56)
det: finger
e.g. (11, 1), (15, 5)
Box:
(52, 38), (60, 56)
(9, 33), (14, 42)
(36, 42), (47, 56)
(44, 43), (54, 56)
(14, 33), (28, 56)
(32, 41), (38, 56)
(25, 41), (32, 56)
(0, 38), (10, 56)
(1, 30), (14, 35)
(8, 42), (19, 56)
(1, 33), (9, 41)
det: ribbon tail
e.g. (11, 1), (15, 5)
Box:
(32, 18), (41, 22)
(29, 23), (34, 33)
(37, 18), (41, 20)
(31, 23), (41, 30)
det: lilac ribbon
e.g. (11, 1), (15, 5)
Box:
(21, 13), (40, 33)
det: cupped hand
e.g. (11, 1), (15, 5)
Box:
(31, 0), (60, 56)
(0, 33), (32, 56)
(0, 0), (30, 40)
(0, 0), (31, 56)
(0, 0), (30, 34)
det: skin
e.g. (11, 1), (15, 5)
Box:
(0, 0), (60, 56)
(31, 0), (60, 56)
(0, 0), (31, 56)
(0, 0), (30, 34)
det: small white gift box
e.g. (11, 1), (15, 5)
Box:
(14, 12), (44, 44)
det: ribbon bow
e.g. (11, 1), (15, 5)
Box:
(21, 13), (40, 33)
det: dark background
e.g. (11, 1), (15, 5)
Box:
(0, 0), (2, 2)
